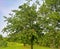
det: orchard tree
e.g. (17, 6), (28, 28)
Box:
(2, 0), (44, 49)
(2, 0), (60, 49)
(38, 0), (60, 49)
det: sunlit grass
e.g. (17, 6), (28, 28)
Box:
(0, 42), (51, 49)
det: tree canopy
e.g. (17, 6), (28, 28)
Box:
(2, 0), (60, 49)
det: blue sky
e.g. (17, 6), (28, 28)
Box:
(0, 0), (26, 37)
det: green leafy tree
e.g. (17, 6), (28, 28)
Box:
(2, 0), (60, 49)
(38, 0), (60, 49)
(2, 1), (44, 49)
(0, 35), (7, 47)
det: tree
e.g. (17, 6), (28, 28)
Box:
(0, 35), (7, 47)
(38, 0), (60, 49)
(2, 0), (60, 49)
(2, 1), (44, 49)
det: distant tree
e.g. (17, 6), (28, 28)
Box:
(0, 35), (3, 40)
(0, 35), (7, 47)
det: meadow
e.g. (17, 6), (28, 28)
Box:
(0, 42), (51, 49)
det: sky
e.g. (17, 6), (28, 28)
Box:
(0, 0), (26, 37)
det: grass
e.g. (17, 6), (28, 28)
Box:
(0, 42), (51, 49)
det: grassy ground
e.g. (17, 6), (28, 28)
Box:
(0, 42), (51, 49)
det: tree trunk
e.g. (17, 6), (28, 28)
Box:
(31, 35), (34, 49)
(24, 43), (26, 46)
(31, 41), (33, 49)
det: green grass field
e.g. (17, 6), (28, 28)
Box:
(0, 42), (51, 49)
